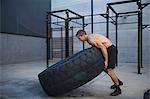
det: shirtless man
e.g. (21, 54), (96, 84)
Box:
(76, 29), (123, 96)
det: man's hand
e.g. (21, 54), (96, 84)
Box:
(104, 61), (108, 70)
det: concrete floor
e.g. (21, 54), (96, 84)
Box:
(0, 60), (150, 99)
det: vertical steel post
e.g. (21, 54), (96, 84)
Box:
(46, 14), (49, 68)
(116, 14), (118, 66)
(46, 0), (52, 68)
(70, 26), (74, 55)
(51, 27), (53, 60)
(106, 5), (109, 38)
(72, 27), (74, 55)
(49, 0), (51, 11)
(140, 2), (143, 68)
(61, 27), (63, 59)
(91, 0), (94, 34)
(137, 0), (142, 74)
(82, 17), (85, 50)
(65, 11), (69, 58)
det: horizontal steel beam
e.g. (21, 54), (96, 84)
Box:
(51, 22), (65, 27)
(118, 21), (137, 25)
(118, 13), (138, 17)
(118, 11), (138, 15)
(52, 20), (83, 26)
(50, 13), (66, 20)
(86, 21), (107, 24)
(100, 14), (107, 18)
(84, 13), (107, 19)
(69, 17), (82, 20)
(70, 20), (83, 25)
(85, 21), (115, 25)
(49, 9), (67, 14)
(67, 9), (83, 18)
(107, 0), (137, 5)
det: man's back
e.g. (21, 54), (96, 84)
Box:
(87, 34), (112, 48)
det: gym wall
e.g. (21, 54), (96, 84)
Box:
(0, 33), (46, 65)
(1, 0), (50, 65)
(1, 0), (50, 37)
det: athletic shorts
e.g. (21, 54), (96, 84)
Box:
(107, 45), (118, 69)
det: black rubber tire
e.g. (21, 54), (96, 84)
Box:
(38, 47), (104, 96)
(144, 89), (150, 99)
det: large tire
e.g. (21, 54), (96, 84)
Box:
(144, 89), (150, 99)
(38, 47), (104, 96)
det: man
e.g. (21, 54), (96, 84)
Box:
(76, 29), (123, 96)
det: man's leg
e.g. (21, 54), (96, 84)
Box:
(105, 68), (121, 96)
(105, 68), (119, 86)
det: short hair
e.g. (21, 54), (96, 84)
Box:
(76, 29), (87, 36)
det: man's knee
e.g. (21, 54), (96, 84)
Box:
(106, 68), (114, 74)
(104, 68), (111, 72)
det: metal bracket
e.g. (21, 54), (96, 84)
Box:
(142, 24), (150, 29)
(141, 3), (150, 9)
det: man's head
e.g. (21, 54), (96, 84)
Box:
(76, 29), (87, 41)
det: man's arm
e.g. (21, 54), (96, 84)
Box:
(88, 38), (108, 68)
(94, 42), (108, 69)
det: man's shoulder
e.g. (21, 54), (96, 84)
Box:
(88, 34), (94, 38)
(88, 33), (106, 39)
(90, 33), (104, 36)
(88, 33), (99, 37)
(87, 34), (95, 44)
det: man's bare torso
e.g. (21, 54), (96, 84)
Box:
(87, 34), (112, 48)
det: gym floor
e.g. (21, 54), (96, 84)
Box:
(1, 60), (150, 99)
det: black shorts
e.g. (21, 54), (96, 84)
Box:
(107, 45), (118, 69)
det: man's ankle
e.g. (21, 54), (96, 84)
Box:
(110, 85), (121, 96)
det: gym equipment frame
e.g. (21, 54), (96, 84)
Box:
(106, 0), (149, 74)
(46, 9), (85, 67)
